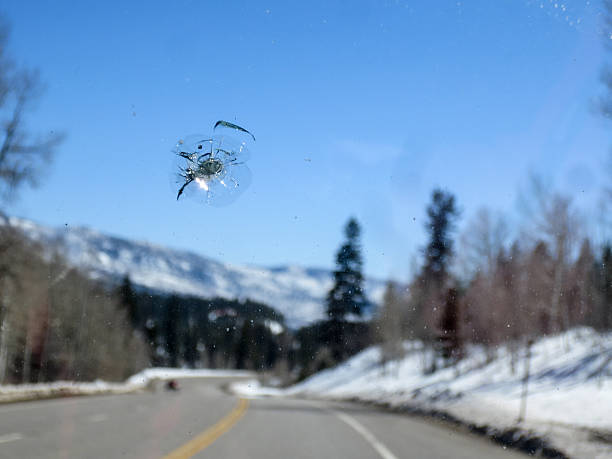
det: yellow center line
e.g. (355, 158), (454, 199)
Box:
(162, 398), (249, 459)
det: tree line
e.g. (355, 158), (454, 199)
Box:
(116, 277), (291, 373)
(0, 226), (296, 383)
(0, 225), (148, 383)
(376, 183), (612, 374)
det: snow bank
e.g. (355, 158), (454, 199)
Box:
(232, 328), (612, 459)
(0, 368), (252, 404)
(126, 367), (251, 385)
(0, 380), (139, 403)
(230, 379), (284, 398)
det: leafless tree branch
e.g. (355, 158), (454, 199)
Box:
(0, 20), (64, 203)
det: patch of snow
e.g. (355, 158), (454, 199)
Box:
(126, 367), (251, 386)
(265, 319), (284, 335)
(230, 379), (283, 398)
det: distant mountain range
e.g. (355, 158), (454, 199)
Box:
(6, 217), (386, 328)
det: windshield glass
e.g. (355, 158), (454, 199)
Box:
(0, 2), (610, 459)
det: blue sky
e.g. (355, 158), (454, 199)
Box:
(2, 0), (610, 279)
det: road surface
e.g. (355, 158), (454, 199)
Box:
(0, 377), (525, 458)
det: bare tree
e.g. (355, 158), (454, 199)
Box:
(593, 1), (612, 241)
(520, 175), (579, 332)
(460, 207), (509, 277)
(0, 227), (44, 382)
(377, 281), (404, 374)
(462, 244), (523, 364)
(524, 241), (555, 334)
(598, 0), (612, 121)
(0, 17), (64, 381)
(0, 229), (148, 384)
(0, 18), (63, 203)
(566, 239), (596, 327)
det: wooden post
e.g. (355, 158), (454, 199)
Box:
(517, 338), (534, 424)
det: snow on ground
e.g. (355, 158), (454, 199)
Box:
(0, 368), (251, 403)
(126, 368), (250, 385)
(230, 379), (284, 398)
(232, 328), (612, 459)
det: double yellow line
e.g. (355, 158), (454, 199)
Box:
(163, 398), (249, 459)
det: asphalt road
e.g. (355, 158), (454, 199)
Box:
(0, 377), (525, 459)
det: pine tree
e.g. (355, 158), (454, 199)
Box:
(417, 189), (460, 371)
(594, 245), (612, 330)
(438, 287), (461, 361)
(326, 218), (367, 320)
(117, 275), (139, 329)
(423, 189), (459, 286)
(182, 313), (199, 369)
(163, 295), (181, 367)
(235, 320), (254, 370)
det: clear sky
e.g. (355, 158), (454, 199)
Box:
(2, 0), (611, 279)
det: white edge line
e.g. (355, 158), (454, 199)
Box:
(88, 413), (109, 423)
(0, 433), (23, 444)
(332, 410), (399, 459)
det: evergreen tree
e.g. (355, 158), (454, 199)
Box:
(144, 317), (162, 366)
(594, 245), (612, 330)
(326, 218), (367, 320)
(423, 189), (460, 286)
(235, 320), (254, 370)
(117, 275), (139, 329)
(182, 313), (199, 369)
(163, 295), (181, 367)
(415, 189), (460, 371)
(438, 287), (461, 361)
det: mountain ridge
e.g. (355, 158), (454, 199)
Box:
(6, 217), (385, 328)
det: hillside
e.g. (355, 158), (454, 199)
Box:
(6, 217), (385, 328)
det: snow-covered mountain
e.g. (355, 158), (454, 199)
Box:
(7, 218), (385, 328)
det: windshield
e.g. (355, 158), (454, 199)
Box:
(0, 1), (610, 458)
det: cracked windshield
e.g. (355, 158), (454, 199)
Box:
(1, 1), (611, 458)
